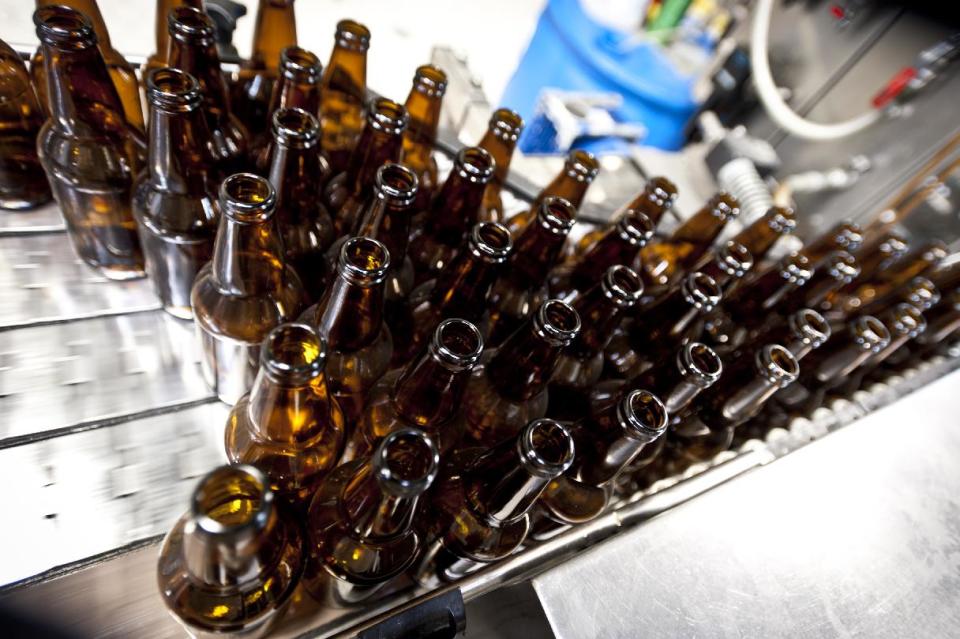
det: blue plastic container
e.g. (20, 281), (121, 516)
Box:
(501, 0), (699, 152)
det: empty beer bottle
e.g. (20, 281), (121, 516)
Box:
(799, 221), (863, 265)
(350, 318), (483, 460)
(0, 38), (50, 209)
(324, 97), (408, 237)
(929, 257), (960, 297)
(401, 64), (447, 211)
(167, 6), (249, 176)
(304, 428), (439, 604)
(251, 46), (324, 174)
(133, 68), (219, 319)
(909, 289), (960, 359)
(32, 0), (144, 131)
(548, 265), (644, 421)
(408, 146), (495, 283)
(891, 276), (940, 313)
(504, 149), (599, 233)
(301, 237), (393, 423)
(485, 197), (576, 346)
(778, 250), (858, 314)
(574, 176), (678, 255)
(233, 0), (297, 136)
(319, 20), (370, 173)
(266, 108), (334, 303)
(145, 0), (203, 76)
(725, 252), (814, 327)
(548, 210), (654, 299)
(414, 418), (574, 587)
(750, 307), (832, 361)
(639, 192), (739, 293)
(158, 465), (303, 638)
(392, 221), (512, 366)
(605, 272), (722, 378)
(35, 5), (147, 280)
(477, 108), (523, 223)
(729, 205), (796, 265)
(843, 303), (925, 392)
(697, 240), (754, 292)
(192, 173), (307, 404)
(840, 240), (948, 317)
(462, 299), (580, 448)
(840, 231), (909, 292)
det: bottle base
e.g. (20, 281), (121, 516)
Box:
(94, 264), (147, 281)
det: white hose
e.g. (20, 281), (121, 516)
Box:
(750, 0), (882, 141)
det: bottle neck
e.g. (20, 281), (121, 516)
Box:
(211, 214), (287, 296)
(356, 196), (412, 272)
(247, 370), (336, 446)
(424, 171), (487, 243)
(391, 350), (471, 432)
(576, 225), (644, 284)
(268, 142), (322, 226)
(346, 128), (403, 194)
(429, 248), (501, 320)
(919, 295), (960, 345)
(670, 206), (728, 248)
(486, 319), (565, 401)
(40, 0), (113, 48)
(403, 90), (442, 171)
(168, 38), (231, 117)
(315, 272), (385, 352)
(732, 208), (794, 262)
(569, 279), (631, 358)
(478, 129), (515, 185)
(461, 440), (548, 526)
(322, 44), (366, 99)
(249, 0), (296, 69)
(506, 218), (569, 290)
(701, 349), (795, 428)
(633, 281), (712, 346)
(147, 105), (213, 193)
(266, 69), (319, 118)
(633, 344), (721, 416)
(339, 464), (420, 541)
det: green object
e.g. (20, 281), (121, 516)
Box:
(647, 0), (693, 31)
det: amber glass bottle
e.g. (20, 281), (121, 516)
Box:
(751, 307), (831, 360)
(476, 108), (523, 223)
(267, 108), (334, 303)
(192, 173), (307, 404)
(840, 240), (948, 317)
(548, 210), (654, 299)
(485, 197), (576, 346)
(145, 0), (202, 76)
(304, 428), (439, 604)
(729, 205), (796, 265)
(846, 303), (926, 389)
(401, 65), (447, 211)
(301, 237), (393, 423)
(891, 276), (940, 314)
(719, 252), (813, 332)
(167, 6), (249, 176)
(233, 0), (298, 137)
(548, 265), (644, 421)
(133, 68), (219, 319)
(415, 418), (574, 586)
(0, 38), (50, 209)
(777, 250), (858, 314)
(910, 289), (960, 358)
(605, 272), (722, 378)
(639, 192), (739, 293)
(157, 465), (303, 638)
(697, 240), (754, 292)
(35, 6), (146, 280)
(393, 221), (512, 366)
(32, 0), (144, 131)
(324, 97), (408, 236)
(799, 221), (863, 266)
(462, 299), (580, 448)
(504, 149), (599, 233)
(575, 176), (678, 255)
(319, 20), (370, 173)
(407, 146), (495, 283)
(840, 231), (909, 290)
(350, 318), (483, 460)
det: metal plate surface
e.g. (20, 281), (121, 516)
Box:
(0, 202), (66, 233)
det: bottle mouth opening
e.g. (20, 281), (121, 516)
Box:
(767, 206), (797, 233)
(535, 299), (581, 345)
(536, 196), (576, 234)
(904, 277), (939, 310)
(778, 252), (813, 284)
(412, 64), (448, 97)
(645, 176), (679, 208)
(564, 149), (600, 181)
(756, 344), (800, 387)
(853, 315), (892, 352)
(375, 428), (439, 497)
(791, 308), (831, 347)
(887, 304), (926, 338)
(834, 223), (864, 252)
(923, 241), (949, 263)
(375, 163), (419, 207)
(191, 465), (271, 536)
(877, 233), (909, 260)
(708, 192), (740, 220)
(519, 419), (575, 478)
(431, 319), (484, 369)
(617, 211), (655, 246)
(34, 6), (96, 48)
(168, 6), (215, 42)
(681, 272), (722, 313)
(716, 241), (754, 277)
(280, 46), (322, 80)
(455, 147), (495, 183)
(620, 389), (669, 441)
(334, 19), (371, 51)
(260, 322), (326, 383)
(470, 222), (513, 262)
(678, 342), (723, 386)
(367, 97), (409, 135)
(338, 236), (391, 285)
(489, 108), (524, 141)
(602, 265), (644, 308)
(825, 250), (859, 282)
(272, 107), (319, 147)
(146, 68), (202, 112)
(220, 173), (277, 222)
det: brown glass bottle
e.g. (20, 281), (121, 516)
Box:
(485, 197), (576, 347)
(548, 210), (654, 299)
(145, 0), (203, 76)
(157, 465), (303, 638)
(401, 65), (447, 211)
(929, 258), (960, 297)
(476, 108), (523, 223)
(750, 307), (832, 361)
(639, 192), (739, 293)
(604, 272), (722, 378)
(167, 6), (249, 176)
(844, 303), (925, 391)
(251, 46), (324, 174)
(0, 38), (50, 209)
(548, 265), (644, 421)
(301, 237), (393, 424)
(393, 221), (512, 366)
(840, 240), (948, 317)
(267, 108), (334, 303)
(225, 323), (346, 507)
(407, 146), (495, 283)
(32, 0), (145, 131)
(778, 250), (858, 314)
(697, 240), (754, 292)
(462, 299), (580, 448)
(910, 289), (960, 358)
(35, 6), (146, 280)
(836, 231), (909, 295)
(350, 318), (483, 460)
(133, 68), (219, 319)
(414, 418), (574, 587)
(304, 428), (439, 604)
(574, 176), (678, 255)
(324, 97), (408, 237)
(724, 252), (814, 328)
(319, 20), (370, 174)
(233, 0), (298, 137)
(729, 205), (796, 265)
(191, 173), (307, 404)
(504, 149), (599, 233)
(892, 276), (940, 313)
(799, 221), (863, 265)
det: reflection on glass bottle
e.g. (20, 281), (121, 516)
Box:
(799, 220), (863, 266)
(778, 250), (857, 315)
(728, 205), (795, 265)
(574, 176), (677, 255)
(476, 108), (523, 223)
(145, 0), (203, 76)
(697, 240), (754, 292)
(304, 428), (439, 604)
(157, 464), (303, 638)
(0, 38), (50, 210)
(192, 173), (307, 404)
(504, 149), (599, 234)
(34, 5), (147, 280)
(842, 240), (948, 317)
(134, 68), (219, 319)
(401, 64), (446, 211)
(319, 20), (369, 174)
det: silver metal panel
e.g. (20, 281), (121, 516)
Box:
(0, 202), (66, 233)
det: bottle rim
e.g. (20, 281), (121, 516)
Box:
(713, 241), (754, 278)
(885, 303), (926, 339)
(272, 107), (319, 148)
(430, 318), (484, 370)
(334, 19), (371, 52)
(676, 342), (723, 388)
(374, 428), (440, 497)
(279, 45), (322, 82)
(517, 419), (575, 478)
(468, 222), (513, 263)
(680, 272), (722, 314)
(787, 308), (832, 350)
(615, 210), (655, 247)
(34, 5), (97, 49)
(831, 222), (864, 253)
(337, 236), (391, 286)
(533, 299), (581, 346)
(563, 149), (600, 182)
(146, 68), (202, 112)
(219, 173), (277, 223)
(259, 322), (327, 384)
(600, 265), (644, 309)
(778, 252), (814, 285)
(849, 315), (891, 353)
(644, 176), (679, 208)
(823, 250), (859, 283)
(902, 276), (939, 311)
(411, 64), (448, 97)
(453, 146), (495, 184)
(618, 389), (669, 442)
(190, 464), (272, 536)
(535, 196), (576, 235)
(366, 97), (409, 135)
(707, 192), (740, 220)
(754, 344), (800, 387)
(168, 6), (215, 44)
(374, 163), (419, 207)
(488, 108), (524, 141)
(765, 206), (797, 234)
